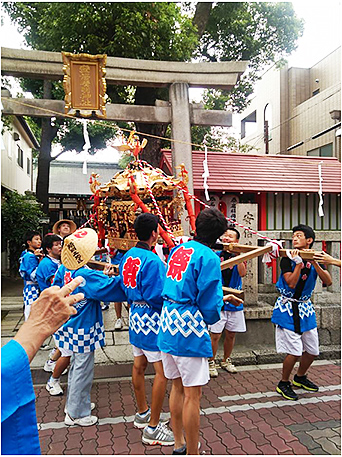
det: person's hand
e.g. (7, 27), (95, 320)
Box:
(34, 248), (44, 259)
(15, 277), (84, 361)
(313, 251), (341, 267)
(222, 294), (244, 307)
(103, 264), (115, 276)
(287, 249), (303, 265)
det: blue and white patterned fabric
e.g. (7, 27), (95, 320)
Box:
(271, 260), (318, 333)
(216, 251), (243, 312)
(119, 243), (166, 352)
(19, 251), (40, 309)
(36, 256), (60, 291)
(158, 240), (222, 358)
(53, 265), (125, 353)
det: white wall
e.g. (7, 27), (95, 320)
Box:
(1, 118), (33, 194)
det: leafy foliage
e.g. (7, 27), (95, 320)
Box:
(118, 153), (135, 170)
(194, 2), (304, 111)
(57, 120), (118, 154)
(1, 191), (45, 275)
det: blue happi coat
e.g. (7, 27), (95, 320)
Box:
(53, 265), (126, 353)
(216, 250), (243, 311)
(271, 259), (318, 333)
(158, 240), (222, 358)
(36, 256), (60, 291)
(19, 251), (40, 309)
(119, 242), (166, 352)
(1, 340), (41, 455)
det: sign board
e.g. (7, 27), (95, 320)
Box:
(62, 52), (107, 118)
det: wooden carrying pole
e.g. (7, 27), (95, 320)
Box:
(222, 287), (244, 300)
(220, 245), (272, 271)
(87, 260), (119, 275)
(87, 260), (244, 298)
(225, 243), (329, 261)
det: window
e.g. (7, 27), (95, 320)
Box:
(17, 146), (23, 168)
(241, 110), (257, 139)
(312, 89), (320, 96)
(27, 157), (31, 175)
(307, 143), (333, 157)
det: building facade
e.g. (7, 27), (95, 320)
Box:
(240, 47), (341, 160)
(1, 115), (38, 195)
(1, 110), (39, 273)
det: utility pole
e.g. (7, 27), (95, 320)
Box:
(264, 120), (269, 154)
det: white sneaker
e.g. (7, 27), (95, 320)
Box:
(114, 318), (123, 331)
(221, 357), (238, 373)
(64, 412), (98, 427)
(64, 403), (95, 414)
(209, 360), (218, 378)
(142, 422), (175, 446)
(46, 378), (63, 396)
(44, 359), (56, 372)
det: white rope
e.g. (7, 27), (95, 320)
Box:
(318, 161), (324, 217)
(202, 144), (210, 201)
(82, 119), (91, 175)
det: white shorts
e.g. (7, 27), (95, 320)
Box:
(132, 345), (162, 363)
(60, 347), (73, 357)
(209, 310), (246, 333)
(275, 326), (319, 357)
(53, 337), (73, 357)
(161, 352), (210, 387)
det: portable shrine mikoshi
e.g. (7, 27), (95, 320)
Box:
(89, 159), (196, 252)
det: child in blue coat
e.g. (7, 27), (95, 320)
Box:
(209, 227), (247, 377)
(52, 228), (126, 426)
(19, 231), (43, 320)
(119, 213), (174, 446)
(158, 208), (229, 455)
(272, 224), (332, 401)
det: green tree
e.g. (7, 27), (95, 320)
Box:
(2, 191), (45, 276)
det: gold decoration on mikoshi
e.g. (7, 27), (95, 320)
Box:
(62, 51), (107, 118)
(89, 160), (187, 251)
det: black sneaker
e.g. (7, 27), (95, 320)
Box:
(173, 445), (186, 455)
(172, 442), (200, 455)
(276, 381), (298, 400)
(293, 374), (319, 392)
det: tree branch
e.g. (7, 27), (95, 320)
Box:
(192, 2), (213, 38)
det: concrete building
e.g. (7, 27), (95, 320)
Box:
(1, 114), (38, 195)
(240, 47), (341, 160)
(1, 109), (39, 274)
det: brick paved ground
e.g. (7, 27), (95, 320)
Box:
(36, 361), (341, 455)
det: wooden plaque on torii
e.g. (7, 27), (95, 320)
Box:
(62, 51), (107, 118)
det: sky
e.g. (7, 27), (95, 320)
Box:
(1, 1), (341, 161)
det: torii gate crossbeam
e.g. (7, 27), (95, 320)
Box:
(1, 47), (248, 233)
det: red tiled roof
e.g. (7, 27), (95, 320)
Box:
(161, 150), (341, 193)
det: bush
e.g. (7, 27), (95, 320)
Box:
(1, 191), (45, 276)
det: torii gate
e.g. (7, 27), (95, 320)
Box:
(1, 47), (248, 196)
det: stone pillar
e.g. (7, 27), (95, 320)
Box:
(169, 83), (194, 235)
(328, 241), (341, 293)
(236, 203), (258, 306)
